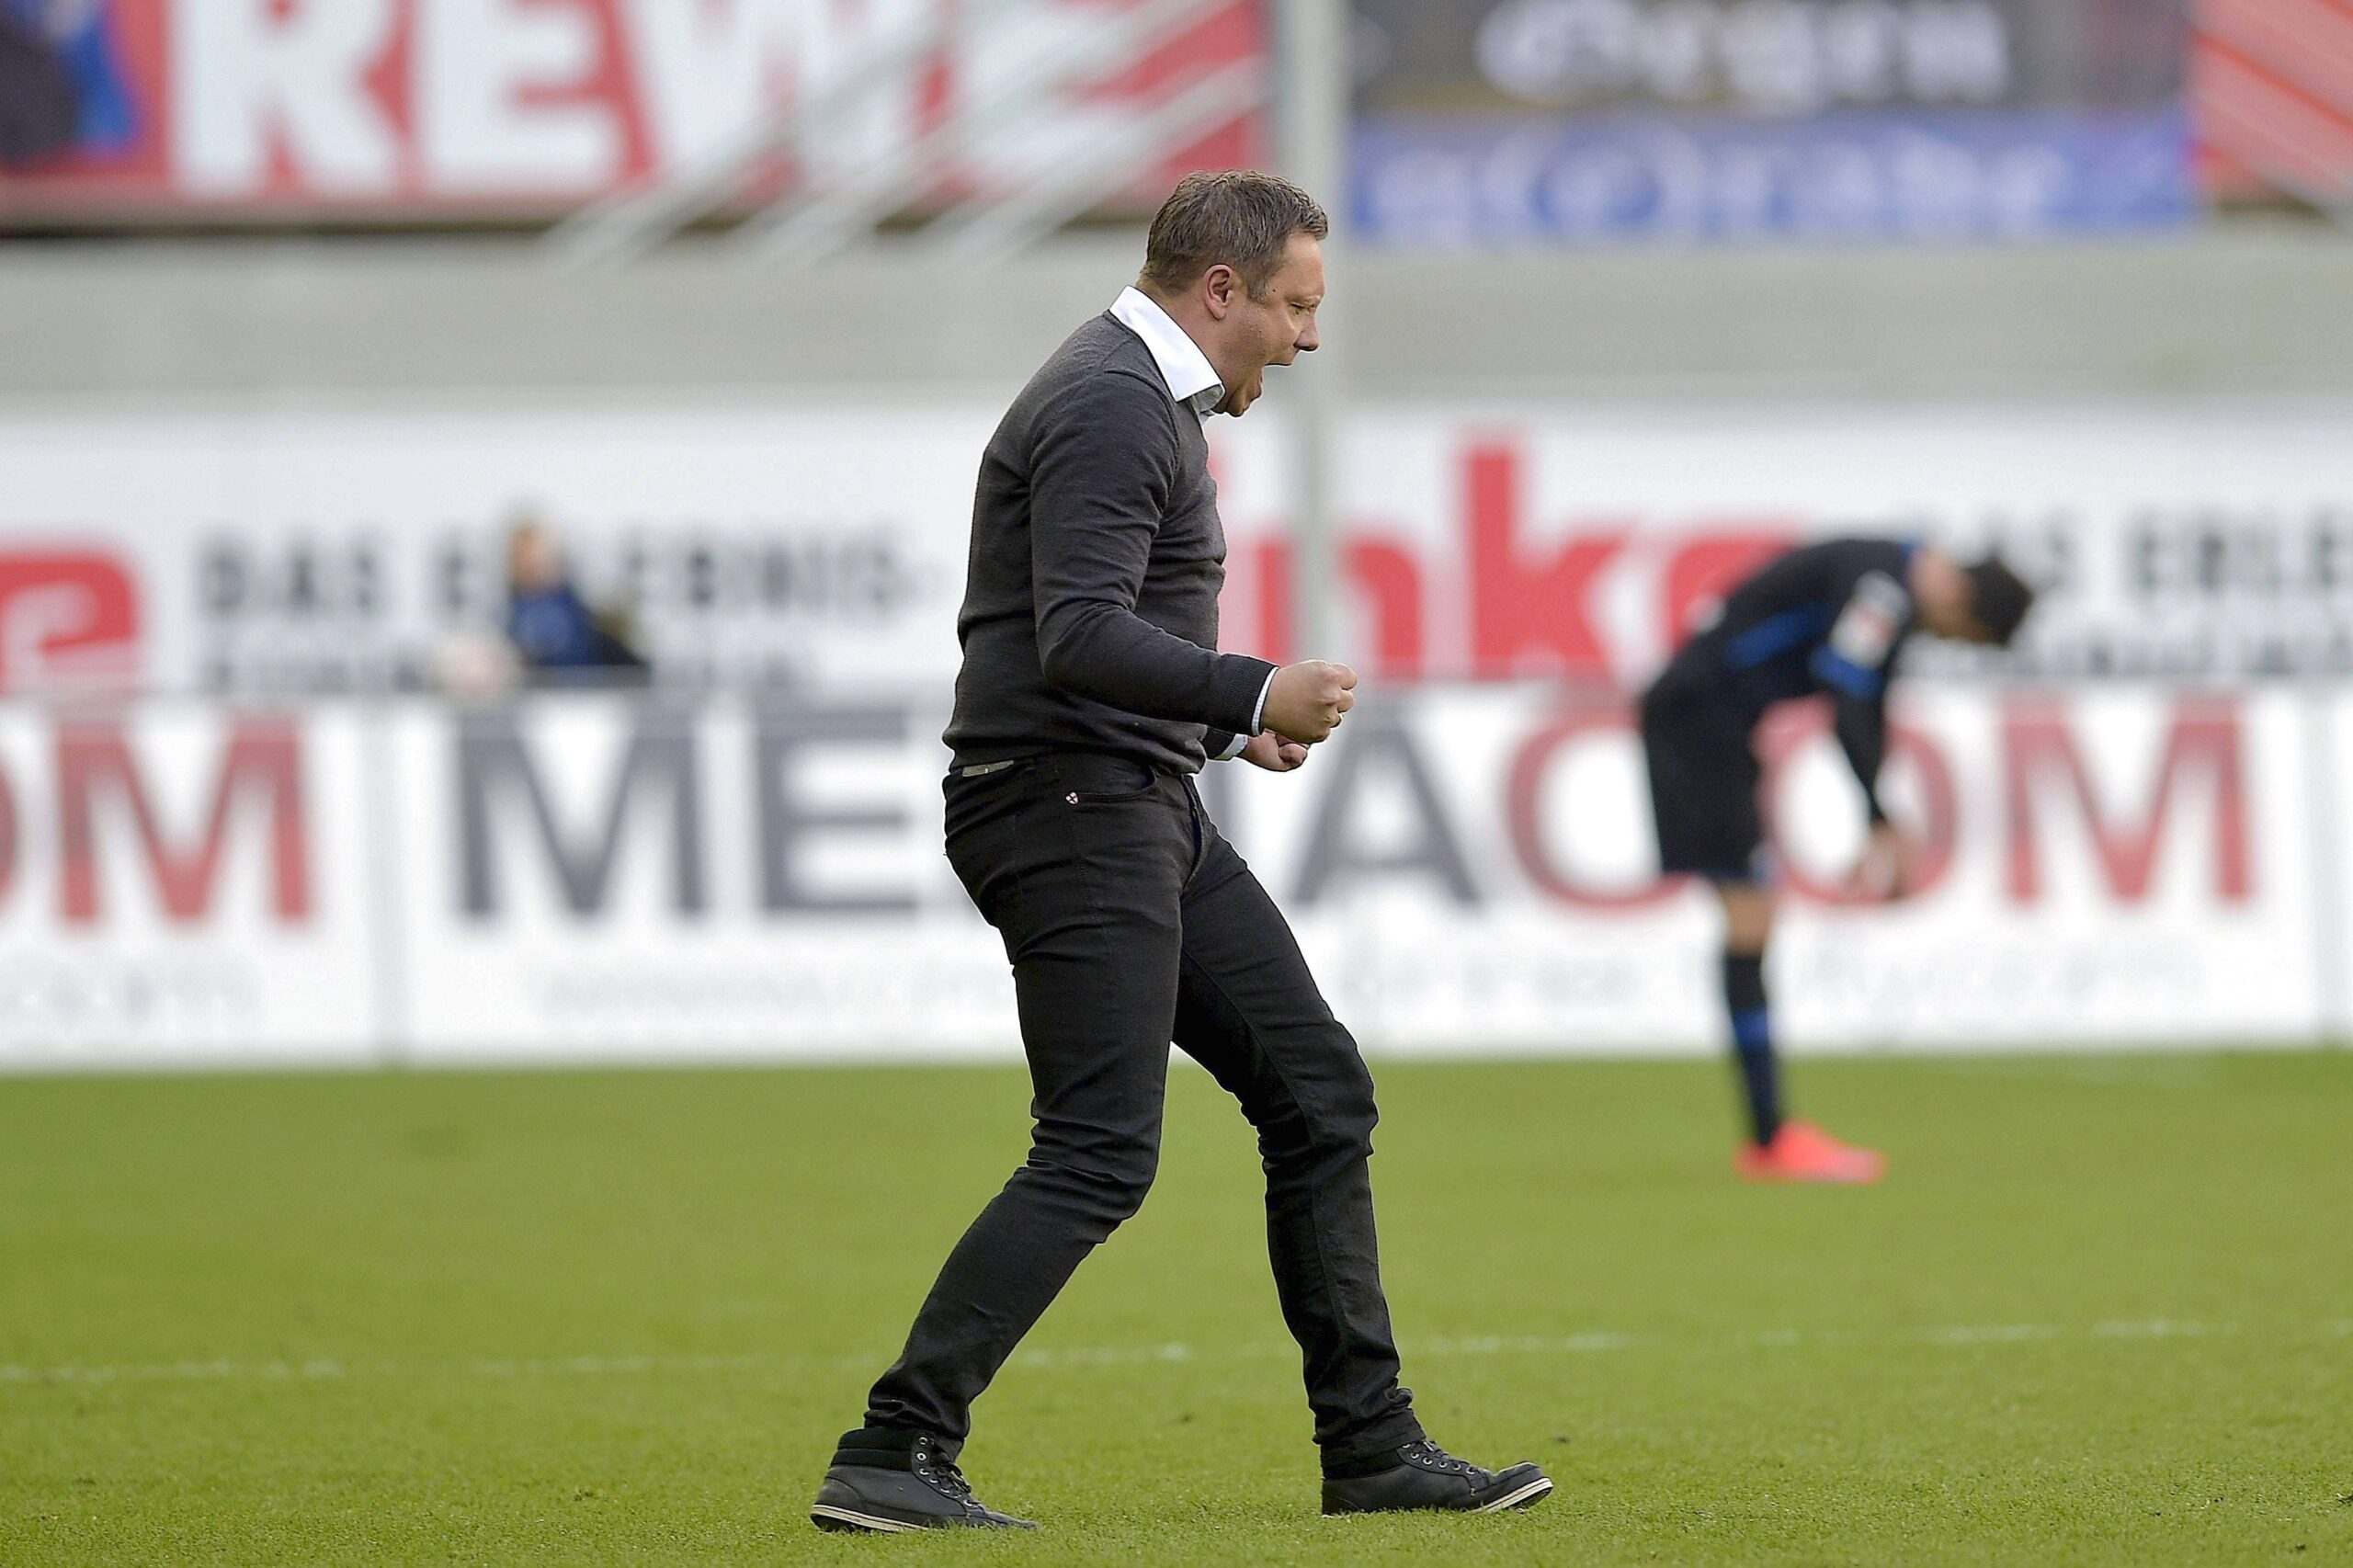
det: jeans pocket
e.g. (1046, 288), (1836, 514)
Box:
(1053, 755), (1161, 805)
(946, 798), (1029, 932)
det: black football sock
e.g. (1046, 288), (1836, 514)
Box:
(1720, 950), (1782, 1146)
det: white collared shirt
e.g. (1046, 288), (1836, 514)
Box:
(1110, 286), (1224, 425)
(1107, 286), (1270, 756)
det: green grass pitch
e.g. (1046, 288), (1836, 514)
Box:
(4, 1051), (2349, 1565)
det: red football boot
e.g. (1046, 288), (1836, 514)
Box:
(1735, 1120), (1886, 1185)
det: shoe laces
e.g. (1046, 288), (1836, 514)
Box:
(1403, 1440), (1472, 1474)
(911, 1442), (974, 1501)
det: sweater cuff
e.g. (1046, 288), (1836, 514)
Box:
(1206, 668), (1279, 760)
(1247, 667), (1275, 734)
(1208, 654), (1280, 740)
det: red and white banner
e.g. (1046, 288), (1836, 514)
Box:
(2, 402), (2350, 699)
(390, 683), (2324, 1061)
(0, 0), (1259, 221)
(0, 701), (380, 1068)
(2193, 0), (2353, 209)
(0, 398), (2347, 1067)
(0, 683), (2336, 1069)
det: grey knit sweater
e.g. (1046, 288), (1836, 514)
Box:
(943, 312), (1276, 773)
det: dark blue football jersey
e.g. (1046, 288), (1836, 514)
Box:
(1661, 536), (1920, 821)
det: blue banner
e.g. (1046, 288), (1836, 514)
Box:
(1347, 0), (2194, 244)
(1352, 108), (2194, 244)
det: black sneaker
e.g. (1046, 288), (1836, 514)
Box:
(809, 1428), (1037, 1533)
(1321, 1438), (1554, 1516)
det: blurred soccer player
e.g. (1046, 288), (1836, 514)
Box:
(811, 173), (1551, 1533)
(1641, 539), (2034, 1183)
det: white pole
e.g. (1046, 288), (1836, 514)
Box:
(1274, 0), (1347, 665)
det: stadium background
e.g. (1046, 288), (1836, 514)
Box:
(6, 6), (2353, 1564)
(2, 0), (2349, 1071)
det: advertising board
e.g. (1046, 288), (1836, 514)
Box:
(0, 0), (1258, 222)
(0, 700), (381, 1068)
(381, 683), (2314, 1061)
(4, 403), (2349, 697)
(0, 683), (2325, 1068)
(1348, 0), (2194, 241)
(1, 398), (2346, 1068)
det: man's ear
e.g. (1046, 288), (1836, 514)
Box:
(1202, 264), (1238, 321)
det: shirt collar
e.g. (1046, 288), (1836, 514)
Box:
(1110, 286), (1225, 422)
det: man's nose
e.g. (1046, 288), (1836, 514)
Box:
(1297, 321), (1320, 353)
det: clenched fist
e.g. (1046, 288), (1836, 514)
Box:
(1240, 731), (1311, 772)
(1262, 659), (1357, 744)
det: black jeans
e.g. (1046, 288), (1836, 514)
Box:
(862, 751), (1424, 1465)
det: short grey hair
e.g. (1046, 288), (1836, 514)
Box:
(1141, 170), (1328, 300)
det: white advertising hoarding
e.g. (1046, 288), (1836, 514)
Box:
(386, 695), (1017, 1062)
(0, 702), (381, 1070)
(0, 395), (2346, 1069)
(2, 0), (1261, 221)
(0, 683), (2329, 1070)
(1, 403), (2348, 700)
(1214, 684), (2320, 1054)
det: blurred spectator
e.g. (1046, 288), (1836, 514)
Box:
(0, 3), (77, 165)
(504, 511), (650, 687)
(0, 0), (137, 166)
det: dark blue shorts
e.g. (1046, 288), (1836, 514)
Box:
(1639, 674), (1764, 884)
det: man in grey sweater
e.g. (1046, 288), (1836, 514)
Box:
(811, 173), (1552, 1533)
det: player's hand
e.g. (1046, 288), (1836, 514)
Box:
(1262, 660), (1357, 744)
(1239, 731), (1311, 772)
(1847, 820), (1919, 903)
